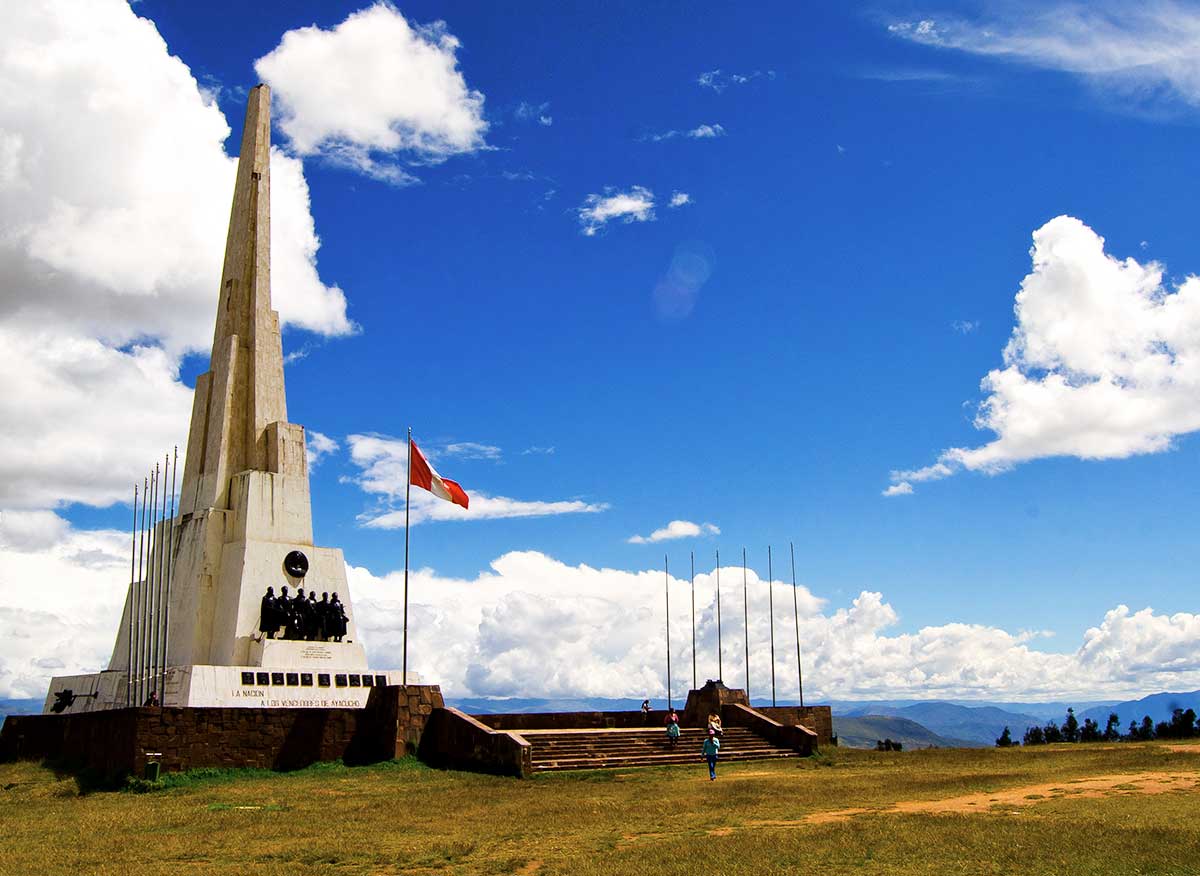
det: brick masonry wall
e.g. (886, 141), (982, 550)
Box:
(0, 685), (445, 780)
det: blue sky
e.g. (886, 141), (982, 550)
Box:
(2, 1), (1200, 701)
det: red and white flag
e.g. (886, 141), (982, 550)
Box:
(409, 439), (469, 509)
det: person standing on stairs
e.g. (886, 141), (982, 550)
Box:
(665, 709), (681, 748)
(703, 728), (721, 780)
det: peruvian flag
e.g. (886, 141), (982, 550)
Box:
(409, 439), (469, 509)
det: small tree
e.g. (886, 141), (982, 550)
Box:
(1129, 715), (1155, 742)
(1080, 717), (1101, 743)
(1043, 720), (1064, 744)
(996, 726), (1014, 748)
(1062, 708), (1080, 743)
(1023, 725), (1045, 746)
(1103, 713), (1121, 742)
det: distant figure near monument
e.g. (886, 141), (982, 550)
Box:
(42, 85), (402, 713)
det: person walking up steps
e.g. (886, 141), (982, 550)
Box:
(703, 728), (721, 780)
(665, 709), (681, 749)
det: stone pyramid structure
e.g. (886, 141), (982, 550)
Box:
(45, 86), (400, 712)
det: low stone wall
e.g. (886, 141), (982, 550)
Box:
(0, 684), (444, 780)
(420, 708), (532, 777)
(474, 710), (673, 731)
(723, 703), (818, 755)
(757, 706), (834, 747)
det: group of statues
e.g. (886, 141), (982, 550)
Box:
(258, 586), (349, 642)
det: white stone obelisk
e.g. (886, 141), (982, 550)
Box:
(46, 86), (399, 712)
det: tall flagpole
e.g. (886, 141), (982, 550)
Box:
(715, 549), (723, 682)
(136, 476), (147, 704)
(690, 551), (696, 691)
(664, 555), (672, 710)
(742, 547), (750, 701)
(127, 484), (138, 708)
(791, 541), (804, 708)
(402, 426), (412, 687)
(162, 447), (178, 703)
(768, 545), (776, 708)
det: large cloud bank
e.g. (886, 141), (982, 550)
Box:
(889, 216), (1200, 493)
(0, 1), (353, 511)
(5, 512), (1198, 702)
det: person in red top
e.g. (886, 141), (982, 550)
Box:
(665, 710), (681, 748)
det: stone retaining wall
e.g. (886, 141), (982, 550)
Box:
(474, 711), (673, 731)
(757, 706), (835, 746)
(0, 684), (444, 780)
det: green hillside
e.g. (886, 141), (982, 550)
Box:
(834, 715), (978, 749)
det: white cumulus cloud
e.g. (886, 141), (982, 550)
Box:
(254, 2), (488, 183)
(346, 434), (607, 526)
(669, 192), (692, 208)
(645, 123), (726, 142)
(888, 215), (1200, 493)
(0, 1), (352, 512)
(577, 186), (656, 236)
(306, 431), (339, 470)
(629, 520), (720, 544)
(5, 523), (1200, 703)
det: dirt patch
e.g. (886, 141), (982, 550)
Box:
(737, 771), (1200, 831)
(515, 859), (543, 875)
(1162, 744), (1200, 754)
(891, 772), (1197, 815)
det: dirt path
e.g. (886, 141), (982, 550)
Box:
(741, 771), (1200, 830)
(614, 769), (1200, 846)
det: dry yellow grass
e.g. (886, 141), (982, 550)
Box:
(3, 740), (1199, 875)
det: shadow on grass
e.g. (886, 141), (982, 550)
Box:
(41, 754), (433, 795)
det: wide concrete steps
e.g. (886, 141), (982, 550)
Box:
(524, 726), (798, 772)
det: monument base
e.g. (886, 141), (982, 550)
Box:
(43, 663), (417, 713)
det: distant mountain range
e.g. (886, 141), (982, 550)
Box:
(834, 702), (1043, 747)
(1077, 691), (1200, 730)
(832, 715), (975, 749)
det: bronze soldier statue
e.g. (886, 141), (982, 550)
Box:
(259, 586), (281, 639)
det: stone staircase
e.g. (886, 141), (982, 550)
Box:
(523, 725), (798, 772)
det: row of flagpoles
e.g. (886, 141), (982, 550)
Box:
(664, 546), (806, 710)
(398, 430), (808, 711)
(127, 448), (179, 706)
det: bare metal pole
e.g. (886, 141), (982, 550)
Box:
(742, 548), (750, 701)
(143, 464), (157, 704)
(791, 542), (804, 708)
(135, 475), (148, 705)
(690, 551), (696, 691)
(127, 484), (138, 708)
(768, 545), (776, 708)
(162, 446), (177, 703)
(154, 455), (169, 701)
(402, 427), (412, 686)
(715, 549), (723, 682)
(664, 555), (671, 710)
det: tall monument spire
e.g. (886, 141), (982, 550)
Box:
(50, 83), (382, 713)
(180, 84), (296, 516)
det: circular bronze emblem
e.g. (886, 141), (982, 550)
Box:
(283, 550), (309, 578)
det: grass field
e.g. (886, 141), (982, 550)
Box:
(3, 741), (1199, 875)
